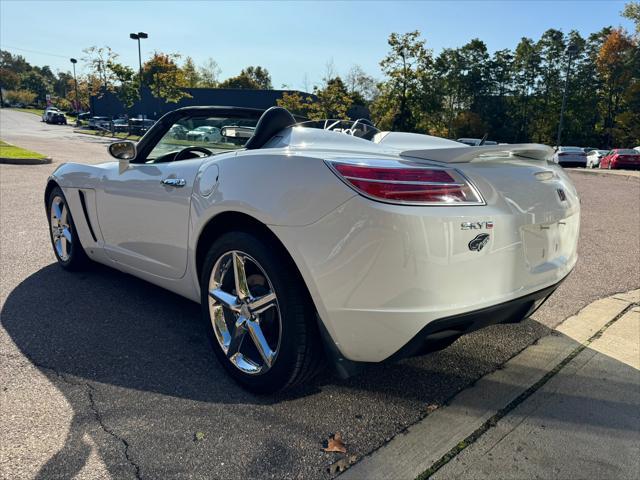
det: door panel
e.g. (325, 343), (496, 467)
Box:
(97, 158), (204, 279)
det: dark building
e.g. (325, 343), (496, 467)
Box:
(91, 87), (313, 119)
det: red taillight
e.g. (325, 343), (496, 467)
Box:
(328, 161), (484, 205)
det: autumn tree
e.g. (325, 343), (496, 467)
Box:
(597, 28), (636, 145)
(142, 52), (191, 103)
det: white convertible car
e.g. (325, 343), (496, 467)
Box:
(45, 106), (580, 392)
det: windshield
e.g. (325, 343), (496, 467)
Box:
(616, 149), (639, 155)
(296, 119), (380, 141)
(148, 115), (259, 160)
(560, 147), (583, 152)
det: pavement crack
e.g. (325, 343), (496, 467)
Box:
(85, 384), (143, 480)
(11, 353), (143, 480)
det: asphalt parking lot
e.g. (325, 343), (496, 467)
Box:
(1, 109), (639, 479)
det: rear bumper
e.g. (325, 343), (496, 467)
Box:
(386, 279), (561, 361)
(274, 175), (580, 363)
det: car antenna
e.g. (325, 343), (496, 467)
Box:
(479, 133), (488, 146)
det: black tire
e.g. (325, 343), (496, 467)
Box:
(46, 186), (89, 270)
(200, 231), (324, 393)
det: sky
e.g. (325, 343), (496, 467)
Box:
(0, 0), (633, 91)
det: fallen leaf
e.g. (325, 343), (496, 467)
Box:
(323, 432), (347, 453)
(194, 431), (205, 442)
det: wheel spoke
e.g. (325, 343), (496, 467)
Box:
(60, 237), (68, 258)
(61, 227), (72, 243)
(209, 288), (240, 312)
(246, 319), (275, 367)
(60, 204), (69, 225)
(248, 292), (277, 315)
(53, 201), (63, 221)
(232, 252), (250, 300)
(226, 318), (247, 358)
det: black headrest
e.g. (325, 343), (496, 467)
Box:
(244, 107), (296, 150)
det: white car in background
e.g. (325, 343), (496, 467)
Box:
(553, 146), (587, 167)
(44, 107), (580, 393)
(186, 125), (222, 143)
(586, 149), (609, 168)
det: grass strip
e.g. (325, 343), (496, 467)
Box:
(0, 140), (47, 159)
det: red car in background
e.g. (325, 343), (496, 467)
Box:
(600, 149), (640, 170)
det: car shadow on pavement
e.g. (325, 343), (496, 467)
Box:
(9, 263), (634, 479)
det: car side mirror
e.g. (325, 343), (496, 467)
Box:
(109, 140), (136, 160)
(109, 141), (136, 173)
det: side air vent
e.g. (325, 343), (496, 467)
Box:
(78, 190), (98, 242)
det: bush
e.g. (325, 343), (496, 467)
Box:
(5, 89), (37, 105)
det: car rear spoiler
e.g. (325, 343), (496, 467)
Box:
(400, 143), (554, 164)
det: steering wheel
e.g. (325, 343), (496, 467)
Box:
(174, 146), (213, 161)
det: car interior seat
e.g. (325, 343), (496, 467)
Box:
(244, 107), (297, 150)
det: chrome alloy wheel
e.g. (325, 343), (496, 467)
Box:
(50, 195), (72, 261)
(208, 250), (282, 375)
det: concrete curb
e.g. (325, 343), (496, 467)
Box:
(0, 157), (52, 165)
(566, 168), (640, 181)
(341, 289), (640, 480)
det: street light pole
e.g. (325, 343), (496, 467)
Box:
(556, 44), (578, 147)
(70, 58), (80, 127)
(129, 32), (148, 118)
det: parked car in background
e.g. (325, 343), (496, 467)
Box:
(586, 149), (609, 168)
(168, 124), (189, 140)
(88, 116), (111, 129)
(43, 108), (67, 125)
(552, 146), (587, 167)
(42, 107), (62, 123)
(129, 118), (156, 136)
(599, 149), (640, 170)
(112, 118), (129, 133)
(457, 138), (498, 146)
(186, 125), (222, 143)
(634, 146), (640, 153)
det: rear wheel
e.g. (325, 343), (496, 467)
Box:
(47, 186), (89, 270)
(200, 231), (323, 393)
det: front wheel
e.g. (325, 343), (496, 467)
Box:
(47, 186), (89, 270)
(200, 231), (324, 393)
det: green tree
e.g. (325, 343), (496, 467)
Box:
(345, 65), (377, 105)
(372, 31), (431, 131)
(20, 71), (50, 104)
(182, 57), (201, 87)
(309, 77), (353, 119)
(512, 37), (541, 141)
(108, 61), (140, 107)
(198, 58), (221, 87)
(82, 46), (119, 95)
(622, 1), (640, 39)
(276, 91), (315, 117)
(219, 66), (273, 89)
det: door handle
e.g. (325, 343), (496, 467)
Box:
(161, 178), (186, 187)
